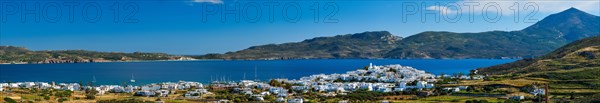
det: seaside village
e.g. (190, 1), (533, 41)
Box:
(0, 63), (546, 102)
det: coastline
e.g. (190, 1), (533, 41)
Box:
(0, 58), (519, 65)
(0, 59), (217, 65)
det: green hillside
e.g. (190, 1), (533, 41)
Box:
(478, 36), (600, 75)
(476, 36), (600, 99)
(0, 46), (182, 63)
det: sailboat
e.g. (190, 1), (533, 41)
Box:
(254, 65), (258, 81)
(130, 74), (136, 83)
(92, 75), (97, 83)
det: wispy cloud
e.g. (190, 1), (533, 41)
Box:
(426, 5), (458, 15)
(191, 0), (223, 4)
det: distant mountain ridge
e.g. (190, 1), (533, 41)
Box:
(209, 31), (402, 59)
(199, 8), (600, 60)
(0, 46), (192, 64)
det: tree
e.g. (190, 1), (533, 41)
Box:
(407, 80), (418, 85)
(466, 86), (474, 92)
(269, 80), (281, 87)
(468, 71), (475, 80)
(570, 92), (575, 99)
(86, 94), (96, 99)
(55, 90), (72, 98)
(452, 73), (459, 78)
(483, 86), (495, 92)
(581, 93), (600, 103)
(57, 97), (68, 102)
(504, 99), (519, 103)
(387, 69), (397, 73)
(334, 78), (344, 82)
(3, 97), (17, 103)
(264, 95), (275, 101)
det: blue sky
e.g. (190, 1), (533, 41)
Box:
(1, 0), (599, 55)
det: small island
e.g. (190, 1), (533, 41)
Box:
(0, 46), (196, 64)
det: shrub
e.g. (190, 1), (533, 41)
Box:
(97, 98), (154, 103)
(503, 99), (519, 103)
(3, 97), (17, 103)
(86, 94), (96, 99)
(57, 97), (68, 102)
(466, 100), (490, 103)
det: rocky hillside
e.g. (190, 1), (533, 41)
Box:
(478, 35), (600, 75)
(385, 30), (561, 59)
(198, 8), (599, 60)
(206, 31), (402, 59)
(369, 7), (599, 59)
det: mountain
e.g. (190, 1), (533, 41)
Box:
(523, 7), (600, 41)
(477, 35), (600, 75)
(384, 7), (599, 59)
(199, 8), (599, 59)
(203, 31), (402, 59)
(0, 46), (191, 64)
